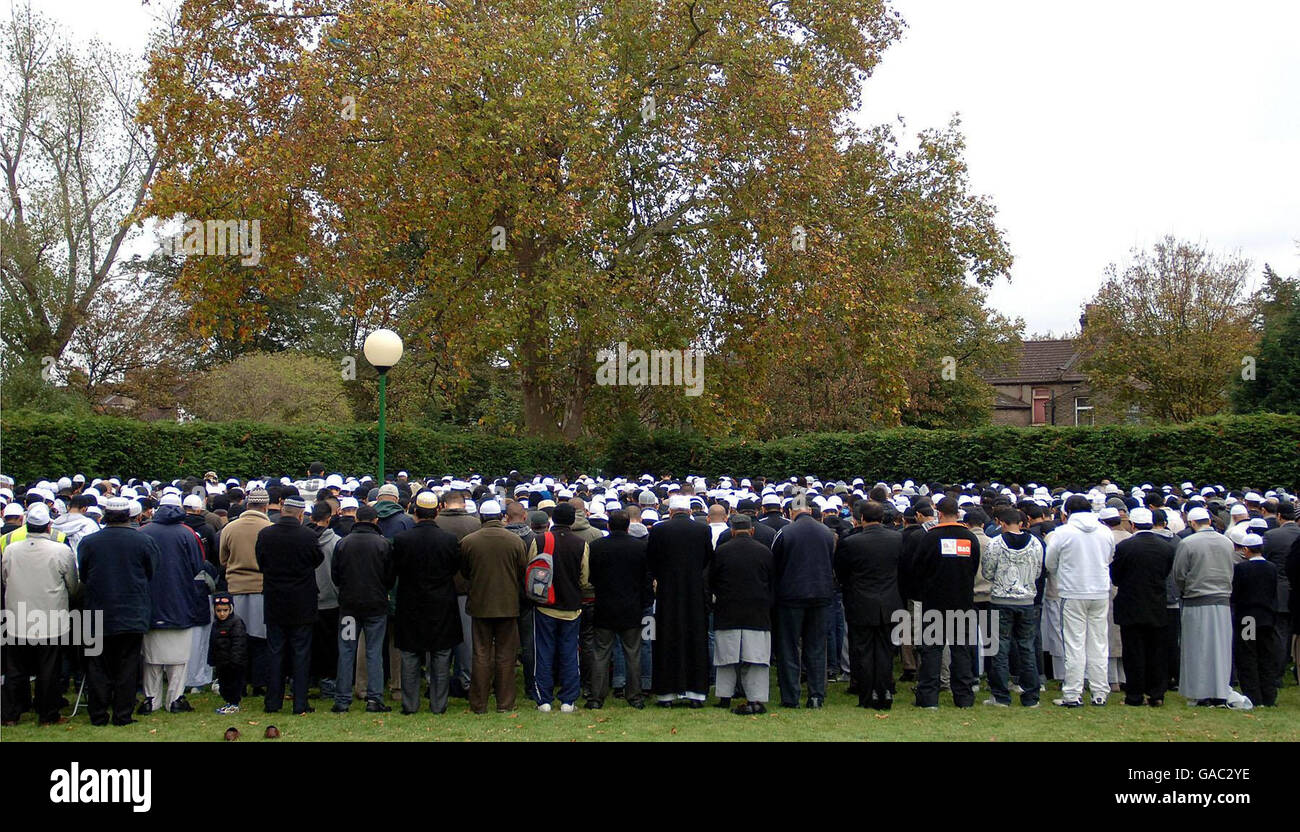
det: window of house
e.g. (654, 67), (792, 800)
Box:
(1032, 387), (1049, 425)
(1074, 396), (1094, 426)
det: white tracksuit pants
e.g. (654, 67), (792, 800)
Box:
(1061, 597), (1110, 702)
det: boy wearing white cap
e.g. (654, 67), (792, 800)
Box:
(1231, 534), (1278, 706)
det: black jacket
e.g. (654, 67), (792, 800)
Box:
(912, 523), (981, 612)
(771, 514), (836, 605)
(392, 520), (463, 652)
(714, 518), (777, 550)
(1110, 531), (1175, 627)
(78, 525), (157, 635)
(256, 516), (325, 627)
(330, 515), (356, 538)
(208, 613), (248, 668)
(1232, 558), (1279, 629)
(543, 524), (588, 613)
(758, 511), (789, 532)
(834, 524), (904, 626)
(708, 534), (774, 631)
(183, 512), (221, 567)
(331, 523), (395, 618)
(588, 531), (652, 631)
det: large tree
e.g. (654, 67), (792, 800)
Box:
(1232, 263), (1300, 415)
(1079, 237), (1258, 422)
(143, 0), (1012, 438)
(0, 3), (159, 368)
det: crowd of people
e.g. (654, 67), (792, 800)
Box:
(2, 466), (1296, 727)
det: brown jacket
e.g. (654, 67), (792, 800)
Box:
(219, 509), (271, 594)
(459, 520), (530, 618)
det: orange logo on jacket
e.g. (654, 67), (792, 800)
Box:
(940, 538), (972, 557)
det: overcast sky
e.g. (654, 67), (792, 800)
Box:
(40, 0), (1300, 336)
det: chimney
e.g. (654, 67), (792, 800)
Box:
(1079, 304), (1098, 332)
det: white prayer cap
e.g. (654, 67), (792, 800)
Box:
(159, 494), (183, 507)
(642, 509), (659, 522)
(667, 495), (690, 511)
(326, 474), (344, 488)
(479, 500), (502, 516)
(340, 497), (359, 510)
(26, 503), (50, 525)
(56, 477), (73, 491)
(1242, 533), (1264, 548)
(73, 473), (86, 484)
(3, 502), (23, 518)
(1187, 507), (1211, 522)
(1129, 508), (1153, 525)
(1098, 507), (1120, 521)
(183, 494), (205, 510)
(1244, 491), (1263, 503)
(1230, 503), (1248, 517)
(1227, 524), (1248, 546)
(451, 479), (470, 491)
(761, 493), (781, 507)
(465, 499), (477, 514)
(128, 500), (143, 518)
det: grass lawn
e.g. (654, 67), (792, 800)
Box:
(4, 672), (1297, 742)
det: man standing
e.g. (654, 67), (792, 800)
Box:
(331, 504), (395, 713)
(393, 492), (463, 714)
(1045, 494), (1114, 708)
(1262, 502), (1296, 691)
(218, 488), (272, 695)
(306, 502), (341, 699)
(138, 496), (213, 714)
(1173, 506), (1236, 706)
(256, 497), (323, 714)
(912, 498), (982, 709)
(772, 493), (838, 708)
(587, 510), (651, 709)
(531, 502), (591, 712)
(459, 500), (528, 713)
(709, 513), (775, 715)
(646, 495), (712, 708)
(78, 497), (156, 725)
(374, 483), (414, 540)
(435, 488), (480, 699)
(1, 504), (79, 725)
(1232, 534), (1279, 707)
(835, 501), (905, 709)
(980, 507), (1043, 708)
(1109, 507), (1174, 707)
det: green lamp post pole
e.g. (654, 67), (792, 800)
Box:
(363, 329), (404, 487)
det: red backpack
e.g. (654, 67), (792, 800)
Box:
(524, 531), (556, 605)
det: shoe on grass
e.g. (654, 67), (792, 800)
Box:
(983, 698), (1009, 708)
(537, 703), (552, 712)
(559, 703), (576, 713)
(215, 703), (241, 715)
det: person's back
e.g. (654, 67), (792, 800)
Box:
(219, 506), (271, 594)
(772, 512), (836, 604)
(460, 517), (527, 618)
(834, 523), (904, 624)
(256, 514), (324, 627)
(1111, 530), (1173, 627)
(982, 528), (1042, 607)
(140, 505), (210, 629)
(710, 533), (775, 631)
(588, 529), (651, 632)
(2, 528), (79, 636)
(1173, 528), (1234, 601)
(913, 520), (981, 612)
(331, 520), (395, 618)
(1045, 510), (1113, 600)
(1231, 554), (1278, 629)
(392, 518), (461, 635)
(79, 524), (156, 635)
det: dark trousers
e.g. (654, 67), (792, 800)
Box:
(469, 617), (519, 712)
(1120, 623), (1169, 704)
(265, 622), (313, 713)
(531, 612), (580, 706)
(592, 626), (643, 706)
(248, 636), (268, 690)
(1235, 622), (1278, 707)
(85, 632), (143, 725)
(847, 621), (895, 705)
(988, 604), (1040, 706)
(579, 602), (596, 697)
(216, 664), (245, 706)
(775, 603), (828, 706)
(1166, 607), (1181, 687)
(2, 643), (62, 723)
(1273, 612), (1291, 689)
(915, 607), (978, 708)
(312, 607), (339, 688)
(518, 605), (536, 692)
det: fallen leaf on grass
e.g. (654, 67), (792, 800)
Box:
(670, 727), (678, 735)
(149, 729), (157, 734)
(874, 713), (889, 719)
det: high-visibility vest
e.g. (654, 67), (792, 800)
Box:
(0, 526), (68, 553)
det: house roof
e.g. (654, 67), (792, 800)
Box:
(985, 339), (1087, 384)
(993, 392), (1031, 409)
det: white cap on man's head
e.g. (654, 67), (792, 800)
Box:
(479, 500), (502, 516)
(667, 495), (690, 512)
(3, 502), (23, 518)
(340, 496), (359, 510)
(26, 503), (51, 525)
(183, 494), (205, 510)
(1187, 506), (1211, 523)
(1129, 507), (1153, 525)
(1229, 503), (1248, 517)
(159, 494), (182, 507)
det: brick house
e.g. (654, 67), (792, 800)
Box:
(985, 339), (1097, 427)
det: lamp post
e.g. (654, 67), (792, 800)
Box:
(363, 329), (404, 485)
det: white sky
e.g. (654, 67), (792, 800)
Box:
(36, 0), (1300, 336)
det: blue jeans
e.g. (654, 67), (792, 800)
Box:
(265, 622), (313, 713)
(531, 612), (580, 706)
(776, 603), (828, 705)
(825, 591), (846, 677)
(988, 604), (1040, 705)
(335, 614), (386, 707)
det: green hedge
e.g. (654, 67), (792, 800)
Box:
(2, 413), (1299, 488)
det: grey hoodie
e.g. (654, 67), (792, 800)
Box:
(982, 530), (1043, 606)
(312, 524), (340, 610)
(52, 511), (99, 559)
